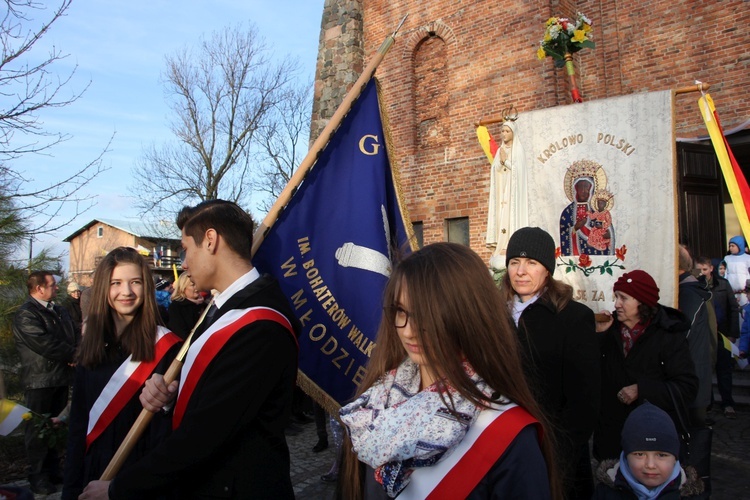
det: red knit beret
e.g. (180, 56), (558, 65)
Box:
(613, 270), (660, 307)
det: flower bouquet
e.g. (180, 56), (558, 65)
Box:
(22, 410), (68, 449)
(536, 13), (595, 102)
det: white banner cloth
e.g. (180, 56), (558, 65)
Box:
(513, 91), (676, 311)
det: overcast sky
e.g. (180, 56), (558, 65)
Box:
(11, 0), (325, 262)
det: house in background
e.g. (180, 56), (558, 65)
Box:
(63, 219), (181, 287)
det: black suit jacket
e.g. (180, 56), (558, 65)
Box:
(110, 274), (300, 499)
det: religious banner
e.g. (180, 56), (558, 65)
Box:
(511, 90), (676, 311)
(253, 79), (414, 411)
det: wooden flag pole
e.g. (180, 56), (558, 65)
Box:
(675, 82), (711, 94)
(475, 115), (509, 127)
(99, 298), (215, 480)
(251, 15), (408, 258)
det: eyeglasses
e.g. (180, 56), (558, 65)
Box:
(385, 305), (410, 328)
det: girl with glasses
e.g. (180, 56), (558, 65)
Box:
(339, 242), (560, 499)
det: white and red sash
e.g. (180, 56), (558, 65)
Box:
(398, 403), (540, 500)
(172, 306), (296, 429)
(86, 326), (181, 450)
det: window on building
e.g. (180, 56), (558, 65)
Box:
(445, 217), (469, 246)
(97, 226), (103, 238)
(411, 221), (424, 249)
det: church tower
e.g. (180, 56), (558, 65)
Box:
(310, 0), (364, 141)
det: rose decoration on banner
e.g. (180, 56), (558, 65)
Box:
(536, 13), (595, 103)
(556, 245), (627, 276)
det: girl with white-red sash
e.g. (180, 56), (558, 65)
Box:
(338, 243), (561, 499)
(62, 247), (181, 499)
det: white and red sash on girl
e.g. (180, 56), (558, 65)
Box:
(398, 403), (540, 500)
(172, 306), (296, 429)
(86, 326), (181, 450)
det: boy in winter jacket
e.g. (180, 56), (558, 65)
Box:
(594, 402), (704, 499)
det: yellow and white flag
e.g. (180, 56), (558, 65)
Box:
(0, 399), (30, 436)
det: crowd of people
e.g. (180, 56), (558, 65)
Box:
(7, 203), (747, 498)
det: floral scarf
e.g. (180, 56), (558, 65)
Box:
(339, 358), (493, 497)
(619, 318), (651, 356)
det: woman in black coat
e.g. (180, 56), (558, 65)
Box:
(593, 269), (698, 462)
(167, 273), (207, 339)
(501, 227), (601, 500)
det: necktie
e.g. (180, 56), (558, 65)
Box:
(204, 304), (219, 325)
(47, 302), (60, 319)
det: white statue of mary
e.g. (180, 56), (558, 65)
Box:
(477, 120), (529, 269)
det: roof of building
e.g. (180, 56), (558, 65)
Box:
(63, 218), (181, 242)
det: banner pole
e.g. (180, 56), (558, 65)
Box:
(675, 82), (711, 94)
(251, 15), (408, 257)
(476, 83), (714, 127)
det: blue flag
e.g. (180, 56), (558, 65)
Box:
(253, 79), (412, 408)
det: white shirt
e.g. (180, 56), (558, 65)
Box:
(510, 293), (541, 326)
(212, 268), (260, 310)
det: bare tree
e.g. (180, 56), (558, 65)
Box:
(0, 0), (109, 240)
(1, 139), (110, 238)
(253, 80), (312, 214)
(132, 23), (300, 221)
(1, 0), (82, 159)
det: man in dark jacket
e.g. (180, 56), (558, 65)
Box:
(696, 255), (740, 418)
(83, 200), (300, 499)
(12, 271), (77, 495)
(678, 246), (713, 428)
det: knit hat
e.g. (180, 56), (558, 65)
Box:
(505, 227), (556, 274)
(621, 402), (680, 457)
(613, 270), (660, 308)
(67, 282), (81, 293)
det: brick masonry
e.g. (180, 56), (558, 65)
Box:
(313, 0), (750, 262)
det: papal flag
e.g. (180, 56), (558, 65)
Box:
(0, 399), (29, 436)
(253, 78), (414, 411)
(698, 93), (750, 239)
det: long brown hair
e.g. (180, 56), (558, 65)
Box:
(78, 247), (161, 367)
(339, 243), (562, 499)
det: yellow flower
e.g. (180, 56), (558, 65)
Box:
(22, 412), (33, 421)
(544, 32), (552, 42)
(572, 30), (587, 43)
(546, 17), (558, 26)
(537, 46), (547, 60)
(582, 23), (592, 33)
